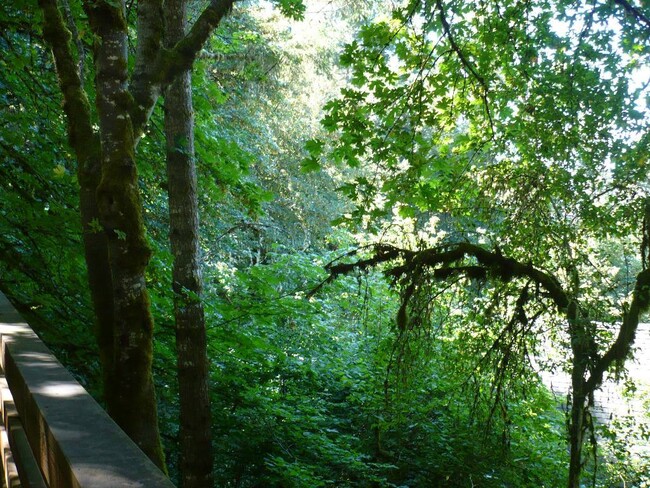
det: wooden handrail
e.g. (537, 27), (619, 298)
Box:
(0, 292), (175, 488)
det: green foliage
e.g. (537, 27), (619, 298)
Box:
(0, 10), (100, 389)
(272, 0), (306, 20)
(183, 248), (571, 487)
(593, 415), (650, 487)
(309, 0), (650, 484)
(3, 0), (650, 486)
(316, 0), (649, 250)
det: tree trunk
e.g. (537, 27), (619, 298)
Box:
(565, 298), (594, 488)
(79, 160), (117, 403)
(85, 0), (165, 470)
(40, 0), (235, 474)
(568, 372), (586, 488)
(164, 1), (214, 485)
(37, 0), (116, 409)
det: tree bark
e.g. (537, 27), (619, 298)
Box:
(567, 379), (586, 488)
(564, 294), (590, 488)
(38, 0), (116, 410)
(84, 0), (165, 470)
(79, 160), (117, 405)
(164, 1), (214, 486)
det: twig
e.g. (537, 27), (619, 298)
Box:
(435, 0), (495, 136)
(613, 0), (650, 29)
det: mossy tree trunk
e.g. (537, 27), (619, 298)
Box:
(79, 159), (118, 406)
(84, 0), (166, 468)
(38, 0), (117, 420)
(565, 298), (594, 488)
(567, 334), (589, 488)
(38, 0), (235, 473)
(567, 381), (586, 488)
(164, 0), (214, 486)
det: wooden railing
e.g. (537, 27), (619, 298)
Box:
(0, 292), (175, 488)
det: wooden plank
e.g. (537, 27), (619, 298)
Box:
(0, 421), (20, 488)
(0, 292), (176, 488)
(0, 375), (47, 488)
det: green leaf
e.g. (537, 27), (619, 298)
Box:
(301, 156), (321, 173)
(273, 0), (305, 20)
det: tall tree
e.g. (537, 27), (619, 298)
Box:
(310, 0), (650, 485)
(37, 0), (235, 468)
(164, 0), (214, 485)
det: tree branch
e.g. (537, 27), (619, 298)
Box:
(306, 245), (403, 297)
(435, 0), (494, 134)
(321, 240), (650, 399)
(585, 268), (650, 392)
(38, 0), (99, 177)
(389, 242), (571, 311)
(164, 0), (236, 81)
(318, 242), (571, 312)
(612, 0), (650, 29)
(129, 0), (236, 141)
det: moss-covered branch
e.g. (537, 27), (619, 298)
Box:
(321, 242), (570, 312)
(586, 268), (650, 392)
(307, 245), (403, 297)
(129, 0), (236, 140)
(38, 0), (98, 173)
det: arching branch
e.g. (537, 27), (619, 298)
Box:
(317, 235), (650, 389)
(322, 242), (570, 311)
